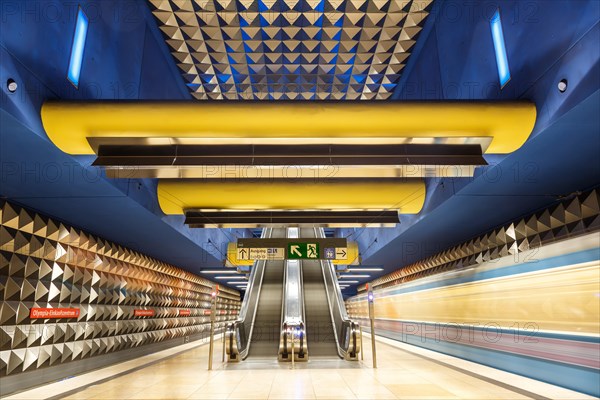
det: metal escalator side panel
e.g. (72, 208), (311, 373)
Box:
(283, 260), (303, 322)
(279, 256), (308, 361)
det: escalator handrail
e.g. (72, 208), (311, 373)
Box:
(281, 255), (287, 328)
(284, 227), (304, 326)
(300, 257), (306, 333)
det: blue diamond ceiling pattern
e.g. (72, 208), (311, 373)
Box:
(149, 0), (432, 100)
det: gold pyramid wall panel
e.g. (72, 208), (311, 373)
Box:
(0, 199), (241, 377)
(359, 188), (600, 291)
(149, 0), (433, 100)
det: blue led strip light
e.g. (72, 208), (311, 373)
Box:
(490, 9), (511, 88)
(67, 7), (89, 88)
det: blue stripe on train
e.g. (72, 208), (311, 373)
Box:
(358, 318), (600, 344)
(368, 327), (600, 397)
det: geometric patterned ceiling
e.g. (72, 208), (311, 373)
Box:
(149, 0), (433, 100)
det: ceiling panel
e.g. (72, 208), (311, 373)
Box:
(149, 0), (432, 100)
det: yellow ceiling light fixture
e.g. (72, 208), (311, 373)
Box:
(157, 179), (426, 215)
(41, 101), (536, 155)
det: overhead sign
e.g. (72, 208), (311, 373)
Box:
(227, 241), (359, 266)
(237, 247), (285, 260)
(238, 238), (346, 249)
(288, 242), (319, 259)
(323, 247), (348, 261)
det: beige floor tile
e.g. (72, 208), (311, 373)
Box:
(373, 372), (432, 385)
(62, 384), (146, 400)
(313, 396), (357, 400)
(60, 392), (97, 400)
(105, 375), (166, 387)
(312, 383), (356, 399)
(268, 393), (316, 400)
(437, 380), (510, 400)
(271, 381), (314, 395)
(351, 384), (396, 400)
(7, 334), (595, 400)
(227, 383), (273, 399)
(386, 383), (458, 399)
(128, 384), (201, 400)
(195, 382), (238, 395)
(188, 391), (236, 400)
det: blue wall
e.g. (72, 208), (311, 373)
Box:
(0, 0), (250, 276)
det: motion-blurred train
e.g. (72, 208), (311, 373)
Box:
(347, 232), (600, 397)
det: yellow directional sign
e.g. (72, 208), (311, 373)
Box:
(227, 242), (359, 267)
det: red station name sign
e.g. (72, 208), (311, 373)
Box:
(203, 310), (228, 315)
(30, 308), (80, 319)
(134, 309), (155, 317)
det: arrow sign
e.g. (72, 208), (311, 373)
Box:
(335, 247), (348, 260)
(237, 248), (248, 260)
(291, 245), (302, 257)
(288, 243), (320, 259)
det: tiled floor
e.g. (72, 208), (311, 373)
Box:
(5, 334), (596, 400)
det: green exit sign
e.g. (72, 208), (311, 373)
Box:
(287, 243), (320, 259)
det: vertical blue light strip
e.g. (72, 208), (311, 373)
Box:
(67, 7), (89, 88)
(490, 9), (510, 88)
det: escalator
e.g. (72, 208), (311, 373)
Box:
(246, 259), (284, 358)
(226, 228), (287, 361)
(226, 227), (359, 362)
(300, 228), (360, 360)
(302, 258), (339, 357)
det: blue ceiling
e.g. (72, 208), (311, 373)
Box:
(0, 0), (599, 293)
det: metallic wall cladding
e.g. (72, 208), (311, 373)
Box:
(148, 0), (433, 100)
(0, 200), (241, 377)
(360, 188), (600, 290)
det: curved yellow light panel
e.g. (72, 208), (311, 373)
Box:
(157, 180), (425, 215)
(41, 101), (536, 155)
